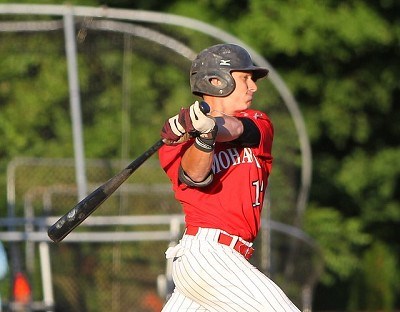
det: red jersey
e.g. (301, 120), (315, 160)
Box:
(158, 109), (273, 242)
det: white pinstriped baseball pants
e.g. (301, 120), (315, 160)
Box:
(162, 227), (300, 312)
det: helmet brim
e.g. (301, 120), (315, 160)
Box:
(233, 66), (269, 81)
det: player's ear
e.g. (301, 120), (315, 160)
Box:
(209, 78), (222, 87)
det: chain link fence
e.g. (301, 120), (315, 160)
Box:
(4, 157), (181, 311)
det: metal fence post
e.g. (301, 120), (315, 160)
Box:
(63, 6), (87, 200)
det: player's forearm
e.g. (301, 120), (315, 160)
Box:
(181, 145), (213, 182)
(214, 115), (244, 142)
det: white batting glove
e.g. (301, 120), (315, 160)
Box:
(189, 101), (216, 134)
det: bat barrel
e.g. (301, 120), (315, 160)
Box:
(47, 139), (165, 242)
(47, 187), (109, 242)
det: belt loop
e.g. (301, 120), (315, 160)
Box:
(229, 235), (239, 248)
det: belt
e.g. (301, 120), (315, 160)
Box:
(185, 226), (254, 260)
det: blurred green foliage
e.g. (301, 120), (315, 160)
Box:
(0, 0), (399, 310)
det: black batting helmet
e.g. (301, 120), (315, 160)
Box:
(190, 43), (269, 97)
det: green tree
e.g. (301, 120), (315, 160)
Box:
(1, 0), (399, 310)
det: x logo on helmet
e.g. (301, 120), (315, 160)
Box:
(219, 59), (231, 66)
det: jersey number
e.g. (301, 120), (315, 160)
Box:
(252, 180), (264, 207)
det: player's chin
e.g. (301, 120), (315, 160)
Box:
(235, 99), (251, 111)
(244, 99), (253, 108)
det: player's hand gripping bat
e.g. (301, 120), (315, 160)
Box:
(48, 101), (210, 242)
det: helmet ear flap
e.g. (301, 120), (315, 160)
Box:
(191, 70), (235, 97)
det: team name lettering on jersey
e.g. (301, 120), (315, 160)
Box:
(212, 147), (261, 174)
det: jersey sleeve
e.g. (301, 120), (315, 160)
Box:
(236, 109), (274, 159)
(158, 140), (192, 189)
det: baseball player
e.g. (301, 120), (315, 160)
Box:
(159, 43), (300, 312)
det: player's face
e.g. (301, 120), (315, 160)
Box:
(225, 71), (258, 113)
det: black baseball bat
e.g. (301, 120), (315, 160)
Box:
(48, 101), (210, 242)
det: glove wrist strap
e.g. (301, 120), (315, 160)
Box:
(194, 125), (218, 153)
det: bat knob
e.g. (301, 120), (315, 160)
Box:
(199, 101), (210, 114)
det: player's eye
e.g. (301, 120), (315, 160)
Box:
(245, 75), (253, 82)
